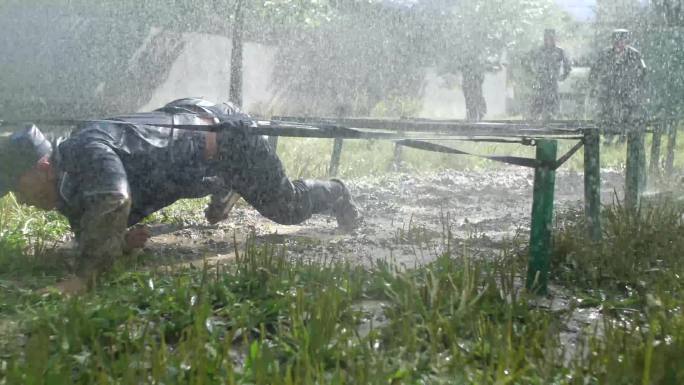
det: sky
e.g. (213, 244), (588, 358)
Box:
(555, 0), (596, 21)
(556, 0), (652, 21)
(383, 0), (652, 22)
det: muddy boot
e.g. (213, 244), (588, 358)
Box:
(205, 190), (242, 224)
(306, 179), (360, 230)
(330, 179), (360, 230)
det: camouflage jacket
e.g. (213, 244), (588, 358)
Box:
(589, 46), (647, 104)
(528, 45), (572, 86)
(53, 99), (248, 272)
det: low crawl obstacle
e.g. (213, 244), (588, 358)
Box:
(261, 116), (677, 294)
(2, 116), (680, 294)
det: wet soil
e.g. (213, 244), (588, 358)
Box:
(143, 167), (625, 268)
(141, 167), (625, 357)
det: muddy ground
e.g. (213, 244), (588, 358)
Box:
(144, 167), (625, 268)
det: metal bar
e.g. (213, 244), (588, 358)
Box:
(526, 139), (557, 295)
(2, 116), (681, 133)
(584, 129), (602, 241)
(328, 138), (344, 177)
(625, 128), (647, 210)
(0, 117), (586, 139)
(273, 115), (684, 127)
(552, 140), (584, 170)
(649, 123), (663, 177)
(665, 120), (677, 176)
(267, 120), (584, 138)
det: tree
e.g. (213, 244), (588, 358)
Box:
(229, 0), (245, 106)
(642, 1), (684, 119)
(414, 0), (574, 118)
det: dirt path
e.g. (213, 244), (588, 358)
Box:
(144, 167), (625, 267)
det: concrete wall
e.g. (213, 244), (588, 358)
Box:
(419, 67), (508, 119)
(141, 33), (277, 115)
(143, 34), (510, 120)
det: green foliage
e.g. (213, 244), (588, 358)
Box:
(550, 198), (684, 384)
(552, 198), (684, 292)
(0, 194), (70, 276)
(0, 234), (552, 384)
(1, 182), (684, 383)
(1, 226), (683, 383)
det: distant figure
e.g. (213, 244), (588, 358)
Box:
(527, 29), (572, 120)
(589, 29), (647, 144)
(461, 62), (487, 121)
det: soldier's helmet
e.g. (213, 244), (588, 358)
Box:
(0, 124), (52, 197)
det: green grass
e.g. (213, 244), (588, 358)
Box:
(1, 127), (683, 383)
(0, 201), (683, 383)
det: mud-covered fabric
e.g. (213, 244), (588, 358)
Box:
(211, 126), (344, 225)
(74, 193), (131, 277)
(53, 98), (348, 275)
(528, 46), (572, 119)
(57, 120), (212, 228)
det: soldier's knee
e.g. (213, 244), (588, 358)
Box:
(91, 192), (131, 216)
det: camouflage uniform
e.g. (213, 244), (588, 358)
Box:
(589, 44), (647, 141)
(528, 45), (572, 120)
(13, 98), (357, 277)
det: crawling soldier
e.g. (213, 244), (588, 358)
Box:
(0, 98), (359, 280)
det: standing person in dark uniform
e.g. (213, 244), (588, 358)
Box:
(589, 29), (648, 208)
(0, 98), (360, 283)
(589, 29), (647, 144)
(527, 29), (572, 120)
(461, 61), (487, 121)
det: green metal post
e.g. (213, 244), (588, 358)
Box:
(584, 129), (602, 241)
(329, 138), (344, 177)
(526, 139), (557, 295)
(649, 123), (663, 177)
(625, 128), (646, 210)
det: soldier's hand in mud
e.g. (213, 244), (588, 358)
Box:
(124, 225), (151, 251)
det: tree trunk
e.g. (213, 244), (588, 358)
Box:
(229, 0), (244, 107)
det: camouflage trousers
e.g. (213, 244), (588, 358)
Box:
(530, 85), (560, 120)
(596, 99), (644, 144)
(75, 193), (131, 281)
